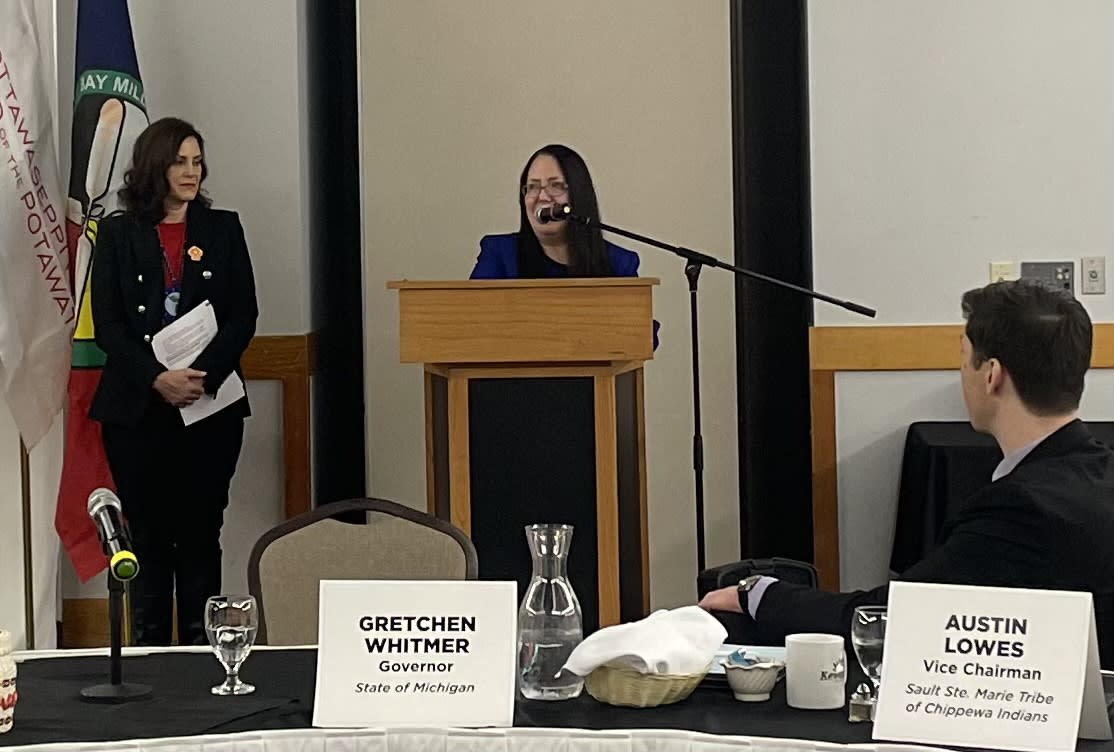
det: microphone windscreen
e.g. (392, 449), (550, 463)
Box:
(87, 487), (122, 515)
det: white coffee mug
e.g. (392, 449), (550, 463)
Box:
(785, 633), (846, 710)
(0, 630), (15, 733)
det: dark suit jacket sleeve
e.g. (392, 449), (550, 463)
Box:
(469, 235), (508, 279)
(754, 481), (1051, 642)
(753, 582), (887, 643)
(91, 218), (167, 390)
(188, 213), (259, 395)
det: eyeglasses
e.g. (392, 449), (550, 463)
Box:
(521, 180), (569, 199)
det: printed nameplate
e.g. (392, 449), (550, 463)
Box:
(313, 580), (517, 728)
(873, 582), (1111, 752)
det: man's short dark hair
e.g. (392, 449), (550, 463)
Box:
(961, 280), (1092, 414)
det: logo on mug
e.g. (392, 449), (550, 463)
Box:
(819, 655), (845, 682)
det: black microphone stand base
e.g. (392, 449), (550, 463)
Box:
(79, 570), (152, 704)
(80, 682), (152, 704)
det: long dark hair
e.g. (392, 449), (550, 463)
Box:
(516, 144), (612, 277)
(118, 117), (211, 224)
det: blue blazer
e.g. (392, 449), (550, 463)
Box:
(470, 233), (641, 279)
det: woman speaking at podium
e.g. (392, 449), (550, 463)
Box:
(90, 117), (258, 646)
(470, 144), (642, 279)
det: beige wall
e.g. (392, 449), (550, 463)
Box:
(359, 0), (739, 608)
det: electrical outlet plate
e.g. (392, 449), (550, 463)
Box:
(1020, 261), (1074, 295)
(989, 261), (1018, 282)
(1081, 256), (1106, 295)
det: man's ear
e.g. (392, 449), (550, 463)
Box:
(986, 358), (1006, 394)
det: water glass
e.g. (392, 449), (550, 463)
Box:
(851, 606), (887, 700)
(205, 595), (259, 695)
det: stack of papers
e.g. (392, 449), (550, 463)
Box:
(151, 300), (245, 426)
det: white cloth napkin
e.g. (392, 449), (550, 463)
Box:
(562, 606), (727, 676)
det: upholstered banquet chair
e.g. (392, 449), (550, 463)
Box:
(247, 498), (478, 645)
(697, 557), (818, 599)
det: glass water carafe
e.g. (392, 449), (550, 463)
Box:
(517, 523), (584, 700)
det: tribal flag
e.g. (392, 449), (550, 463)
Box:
(0, 2), (74, 449)
(56, 0), (149, 581)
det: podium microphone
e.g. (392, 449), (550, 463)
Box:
(87, 488), (139, 581)
(535, 204), (570, 224)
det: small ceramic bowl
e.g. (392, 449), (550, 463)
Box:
(721, 650), (784, 702)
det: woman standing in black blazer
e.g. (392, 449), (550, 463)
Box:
(90, 117), (258, 646)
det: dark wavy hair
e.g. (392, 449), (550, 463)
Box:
(516, 144), (612, 277)
(962, 280), (1092, 414)
(118, 117), (211, 224)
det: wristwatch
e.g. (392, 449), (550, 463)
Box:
(737, 574), (763, 594)
(737, 574), (764, 618)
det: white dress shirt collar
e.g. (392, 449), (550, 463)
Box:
(992, 430), (1056, 481)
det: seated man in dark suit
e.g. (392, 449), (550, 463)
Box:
(700, 280), (1114, 669)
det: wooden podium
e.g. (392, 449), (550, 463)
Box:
(388, 278), (658, 631)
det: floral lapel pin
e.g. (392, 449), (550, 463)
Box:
(187, 245), (204, 262)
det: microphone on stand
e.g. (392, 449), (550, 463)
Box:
(81, 487), (151, 703)
(535, 204), (571, 224)
(87, 488), (139, 581)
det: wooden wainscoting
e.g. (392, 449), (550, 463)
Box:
(809, 323), (1114, 591)
(241, 333), (316, 519)
(60, 333), (315, 648)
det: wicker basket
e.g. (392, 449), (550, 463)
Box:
(583, 663), (709, 708)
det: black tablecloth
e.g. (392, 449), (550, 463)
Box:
(2, 650), (1112, 750)
(890, 421), (1114, 573)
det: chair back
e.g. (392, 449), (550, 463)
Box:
(697, 557), (819, 599)
(248, 498), (478, 645)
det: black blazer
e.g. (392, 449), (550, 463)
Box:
(90, 202), (258, 426)
(733, 421), (1114, 668)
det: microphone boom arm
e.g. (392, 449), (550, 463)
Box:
(561, 207), (874, 572)
(564, 209), (876, 318)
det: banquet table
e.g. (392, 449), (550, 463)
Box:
(1, 647), (1111, 752)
